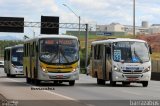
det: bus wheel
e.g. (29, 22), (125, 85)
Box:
(59, 81), (63, 84)
(54, 81), (58, 85)
(97, 79), (105, 85)
(10, 75), (15, 78)
(110, 81), (116, 86)
(122, 82), (130, 86)
(142, 81), (148, 87)
(26, 77), (31, 83)
(69, 80), (75, 86)
(34, 79), (41, 86)
(7, 74), (10, 77)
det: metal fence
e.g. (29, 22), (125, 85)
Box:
(151, 60), (160, 81)
(152, 60), (160, 72)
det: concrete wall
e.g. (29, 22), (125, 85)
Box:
(151, 60), (160, 80)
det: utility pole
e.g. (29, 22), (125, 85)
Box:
(63, 4), (81, 36)
(133, 0), (136, 37)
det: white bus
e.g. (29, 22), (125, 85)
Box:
(23, 35), (80, 86)
(4, 44), (24, 77)
(89, 38), (152, 87)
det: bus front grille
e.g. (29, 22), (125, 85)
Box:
(48, 71), (71, 73)
(123, 70), (142, 74)
(123, 74), (142, 78)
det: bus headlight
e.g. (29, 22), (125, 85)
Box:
(72, 67), (79, 72)
(143, 66), (150, 73)
(42, 67), (47, 72)
(113, 66), (121, 73)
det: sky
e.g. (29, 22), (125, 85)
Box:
(0, 0), (160, 39)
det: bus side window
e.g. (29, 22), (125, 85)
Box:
(8, 50), (10, 61)
(94, 45), (97, 59)
(4, 50), (6, 60)
(90, 46), (93, 58)
(94, 45), (103, 60)
(98, 45), (103, 59)
(94, 45), (99, 59)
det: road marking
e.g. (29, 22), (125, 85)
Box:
(86, 104), (96, 106)
(6, 78), (76, 100)
(44, 90), (76, 100)
(121, 90), (141, 96)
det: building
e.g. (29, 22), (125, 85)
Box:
(149, 25), (160, 34)
(66, 21), (160, 36)
(96, 23), (125, 32)
(96, 23), (125, 36)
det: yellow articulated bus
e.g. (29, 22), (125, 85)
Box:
(4, 44), (24, 77)
(23, 35), (80, 86)
(88, 38), (152, 87)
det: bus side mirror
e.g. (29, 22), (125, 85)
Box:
(149, 45), (152, 54)
(78, 40), (80, 50)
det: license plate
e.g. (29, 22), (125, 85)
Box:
(127, 78), (138, 81)
(56, 75), (63, 78)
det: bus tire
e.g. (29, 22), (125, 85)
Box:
(142, 81), (148, 87)
(109, 72), (116, 86)
(101, 80), (105, 85)
(110, 81), (116, 86)
(25, 69), (31, 83)
(122, 82), (130, 86)
(54, 81), (58, 85)
(7, 74), (10, 77)
(97, 79), (105, 85)
(26, 77), (31, 83)
(97, 78), (101, 85)
(69, 80), (75, 86)
(34, 79), (41, 86)
(10, 75), (15, 78)
(59, 81), (63, 84)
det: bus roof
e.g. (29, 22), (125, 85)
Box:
(24, 34), (78, 42)
(5, 44), (23, 50)
(91, 38), (147, 45)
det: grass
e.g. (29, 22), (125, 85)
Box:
(151, 52), (160, 60)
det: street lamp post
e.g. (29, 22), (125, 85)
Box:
(63, 4), (81, 36)
(133, 0), (135, 37)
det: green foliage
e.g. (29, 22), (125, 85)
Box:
(0, 40), (23, 57)
(80, 48), (90, 74)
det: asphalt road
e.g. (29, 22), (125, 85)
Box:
(0, 68), (160, 106)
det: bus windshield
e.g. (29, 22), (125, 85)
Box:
(39, 38), (79, 64)
(113, 41), (150, 63)
(11, 47), (23, 66)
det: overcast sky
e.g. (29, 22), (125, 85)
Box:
(0, 0), (160, 39)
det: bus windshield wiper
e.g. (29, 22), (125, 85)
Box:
(59, 45), (70, 63)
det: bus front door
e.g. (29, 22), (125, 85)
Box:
(104, 46), (112, 81)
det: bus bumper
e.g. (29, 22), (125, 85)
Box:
(39, 71), (79, 81)
(112, 71), (151, 82)
(10, 67), (24, 75)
